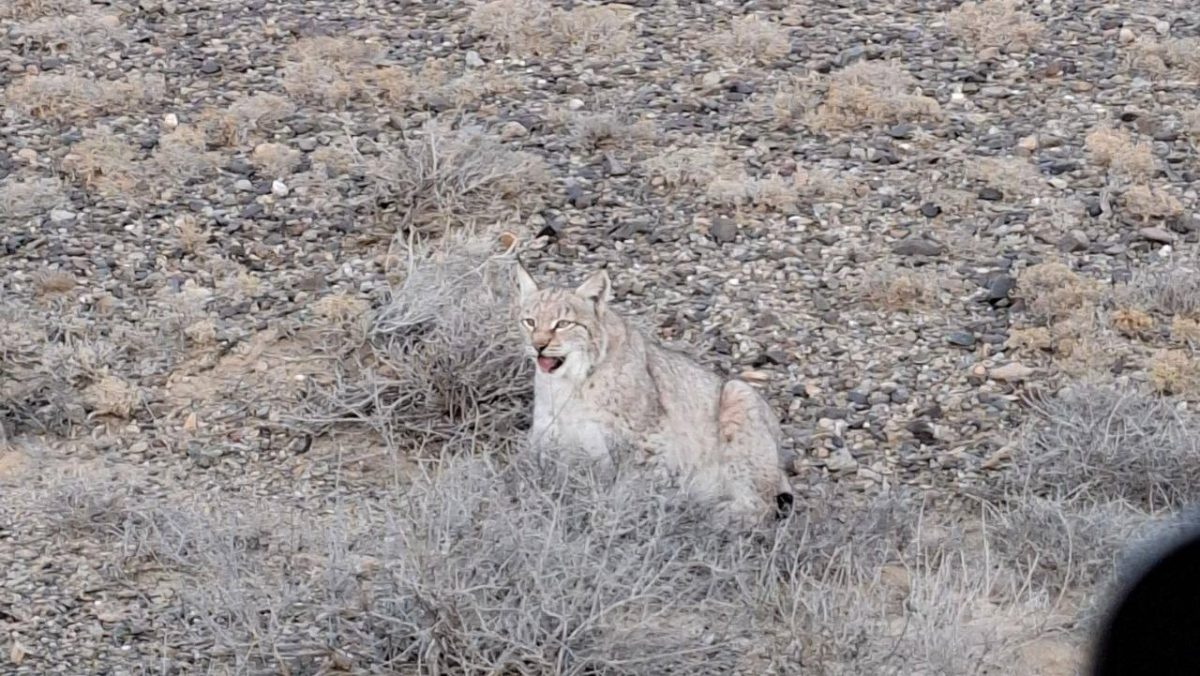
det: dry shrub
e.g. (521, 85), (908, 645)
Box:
(469, 0), (632, 57)
(1116, 261), (1200, 317)
(4, 73), (165, 123)
(1170, 315), (1200, 345)
(60, 129), (141, 197)
(793, 164), (864, 202)
(1008, 383), (1200, 509)
(13, 12), (128, 56)
(82, 375), (138, 418)
(1085, 126), (1156, 183)
(548, 109), (658, 152)
(1017, 261), (1102, 325)
(1148, 350), (1200, 398)
(706, 172), (798, 212)
(807, 61), (941, 131)
(374, 59), (503, 111)
(1183, 107), (1200, 143)
(289, 231), (532, 454)
(645, 147), (731, 192)
(857, 264), (940, 312)
(1127, 36), (1200, 78)
(946, 0), (1042, 52)
(1111, 307), (1153, 338)
(32, 270), (76, 298)
(964, 156), (1044, 200)
(173, 215), (207, 252)
(282, 36), (387, 107)
(250, 142), (302, 177)
(770, 73), (824, 127)
(149, 126), (220, 186)
(0, 0), (88, 20)
(197, 94), (296, 147)
(1121, 184), (1183, 222)
(368, 120), (547, 236)
(705, 15), (791, 66)
(0, 175), (66, 219)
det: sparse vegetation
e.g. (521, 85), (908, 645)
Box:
(469, 0), (633, 57)
(1085, 125), (1157, 183)
(946, 0), (1042, 52)
(1148, 349), (1200, 399)
(965, 156), (1044, 200)
(1017, 261), (1102, 325)
(4, 73), (165, 123)
(805, 61), (941, 131)
(0, 174), (66, 219)
(705, 15), (791, 66)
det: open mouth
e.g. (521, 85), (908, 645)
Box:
(536, 355), (565, 374)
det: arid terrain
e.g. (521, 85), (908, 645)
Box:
(3, 0), (1200, 673)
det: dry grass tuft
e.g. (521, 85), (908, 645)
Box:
(82, 375), (139, 418)
(705, 16), (791, 66)
(368, 120), (548, 236)
(469, 0), (632, 57)
(1085, 126), (1156, 183)
(14, 11), (129, 56)
(1116, 261), (1200, 317)
(0, 0), (89, 20)
(149, 126), (220, 186)
(806, 61), (941, 131)
(197, 94), (296, 147)
(1127, 36), (1200, 79)
(645, 147), (731, 192)
(4, 73), (165, 123)
(1170, 315), (1200, 346)
(288, 231), (532, 454)
(250, 142), (302, 177)
(946, 0), (1042, 52)
(1111, 307), (1154, 338)
(1148, 350), (1200, 399)
(282, 36), (386, 107)
(1008, 383), (1200, 509)
(548, 108), (658, 152)
(60, 129), (141, 197)
(856, 264), (941, 312)
(0, 175), (66, 219)
(1121, 184), (1184, 222)
(32, 270), (76, 299)
(705, 172), (798, 212)
(1016, 261), (1102, 325)
(964, 156), (1044, 200)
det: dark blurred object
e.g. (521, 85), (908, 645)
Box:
(1091, 524), (1200, 676)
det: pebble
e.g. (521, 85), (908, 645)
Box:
(989, 362), (1035, 381)
(710, 217), (737, 244)
(271, 180), (289, 197)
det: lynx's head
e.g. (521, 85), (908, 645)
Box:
(514, 265), (612, 380)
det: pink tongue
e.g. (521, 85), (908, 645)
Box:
(537, 356), (558, 373)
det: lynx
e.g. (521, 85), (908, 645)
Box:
(514, 264), (794, 523)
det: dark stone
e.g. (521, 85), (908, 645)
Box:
(946, 331), (976, 347)
(200, 59), (222, 74)
(978, 187), (1003, 201)
(892, 238), (945, 257)
(887, 124), (915, 140)
(226, 158), (255, 176)
(920, 202), (941, 218)
(848, 390), (870, 406)
(710, 217), (737, 244)
(983, 274), (1015, 303)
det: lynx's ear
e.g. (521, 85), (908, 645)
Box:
(515, 262), (539, 303)
(574, 270), (611, 307)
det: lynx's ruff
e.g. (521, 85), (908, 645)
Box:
(514, 265), (794, 522)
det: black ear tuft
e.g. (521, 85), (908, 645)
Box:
(774, 492), (794, 519)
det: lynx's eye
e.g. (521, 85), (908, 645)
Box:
(554, 319), (575, 331)
(522, 318), (536, 329)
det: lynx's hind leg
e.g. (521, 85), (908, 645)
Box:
(718, 379), (794, 519)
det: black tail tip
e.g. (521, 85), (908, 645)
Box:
(775, 492), (794, 518)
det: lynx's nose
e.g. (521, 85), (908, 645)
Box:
(532, 335), (552, 351)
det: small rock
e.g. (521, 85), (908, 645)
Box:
(847, 390), (870, 406)
(200, 58), (221, 75)
(499, 121), (528, 140)
(887, 124), (914, 140)
(465, 50), (485, 68)
(163, 113), (179, 130)
(1118, 27), (1135, 44)
(890, 388), (910, 404)
(946, 331), (975, 348)
(825, 447), (858, 471)
(989, 362), (1035, 381)
(49, 209), (76, 223)
(271, 179), (289, 197)
(983, 274), (1015, 303)
(710, 217), (737, 244)
(1059, 229), (1090, 252)
(978, 187), (1003, 201)
(605, 155), (628, 176)
(1018, 135), (1038, 152)
(920, 202), (941, 218)
(1139, 226), (1174, 244)
(892, 238), (944, 257)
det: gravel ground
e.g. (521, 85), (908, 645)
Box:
(3, 0), (1200, 672)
